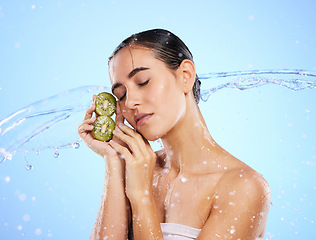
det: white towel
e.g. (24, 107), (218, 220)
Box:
(160, 223), (201, 240)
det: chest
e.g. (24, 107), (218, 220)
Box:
(153, 172), (220, 229)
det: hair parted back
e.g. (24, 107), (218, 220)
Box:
(109, 29), (201, 104)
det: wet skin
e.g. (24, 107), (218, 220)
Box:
(79, 46), (271, 240)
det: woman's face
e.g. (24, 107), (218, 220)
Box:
(109, 46), (187, 141)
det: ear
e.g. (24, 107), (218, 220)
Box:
(179, 59), (196, 94)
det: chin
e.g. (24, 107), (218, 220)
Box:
(146, 135), (161, 142)
(136, 127), (163, 142)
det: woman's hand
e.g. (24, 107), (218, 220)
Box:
(109, 123), (157, 201)
(77, 95), (125, 162)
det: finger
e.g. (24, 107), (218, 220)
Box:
(112, 128), (143, 158)
(84, 116), (96, 124)
(78, 121), (94, 133)
(84, 100), (96, 120)
(78, 116), (96, 130)
(115, 102), (125, 126)
(118, 123), (146, 146)
(109, 139), (132, 160)
(92, 94), (97, 102)
(117, 123), (151, 156)
(142, 136), (154, 153)
(120, 125), (155, 160)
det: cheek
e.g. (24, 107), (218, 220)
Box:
(155, 81), (183, 109)
(120, 104), (134, 123)
(147, 81), (173, 104)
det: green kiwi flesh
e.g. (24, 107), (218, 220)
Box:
(95, 92), (116, 116)
(93, 115), (115, 142)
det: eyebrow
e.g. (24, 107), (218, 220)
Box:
(128, 67), (149, 78)
(111, 67), (150, 93)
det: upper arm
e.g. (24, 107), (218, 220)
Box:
(197, 171), (271, 240)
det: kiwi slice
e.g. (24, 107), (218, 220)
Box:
(95, 92), (116, 116)
(93, 115), (115, 142)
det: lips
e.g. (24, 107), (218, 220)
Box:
(134, 113), (153, 127)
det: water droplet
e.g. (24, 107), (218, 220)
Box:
(0, 150), (13, 163)
(72, 142), (80, 149)
(26, 164), (33, 171)
(178, 53), (183, 57)
(23, 214), (30, 222)
(35, 228), (42, 235)
(180, 176), (188, 183)
(4, 176), (11, 182)
(54, 149), (59, 158)
(19, 193), (27, 201)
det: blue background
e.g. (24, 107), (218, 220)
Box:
(0, 0), (315, 239)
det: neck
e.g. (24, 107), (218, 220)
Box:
(160, 97), (220, 174)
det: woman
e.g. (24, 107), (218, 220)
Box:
(78, 29), (271, 240)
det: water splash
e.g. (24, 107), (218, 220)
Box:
(0, 85), (110, 162)
(200, 69), (316, 101)
(0, 69), (315, 163)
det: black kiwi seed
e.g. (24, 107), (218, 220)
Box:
(93, 115), (115, 142)
(95, 92), (116, 116)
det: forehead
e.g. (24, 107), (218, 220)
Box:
(108, 47), (156, 83)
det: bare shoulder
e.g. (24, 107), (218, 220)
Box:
(213, 164), (271, 235)
(199, 164), (271, 239)
(217, 166), (271, 205)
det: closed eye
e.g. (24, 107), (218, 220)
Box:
(118, 93), (126, 101)
(118, 80), (149, 101)
(138, 80), (149, 87)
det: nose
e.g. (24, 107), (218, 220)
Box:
(124, 89), (140, 110)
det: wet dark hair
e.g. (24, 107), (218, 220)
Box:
(108, 29), (201, 104)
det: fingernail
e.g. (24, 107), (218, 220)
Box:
(118, 123), (124, 127)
